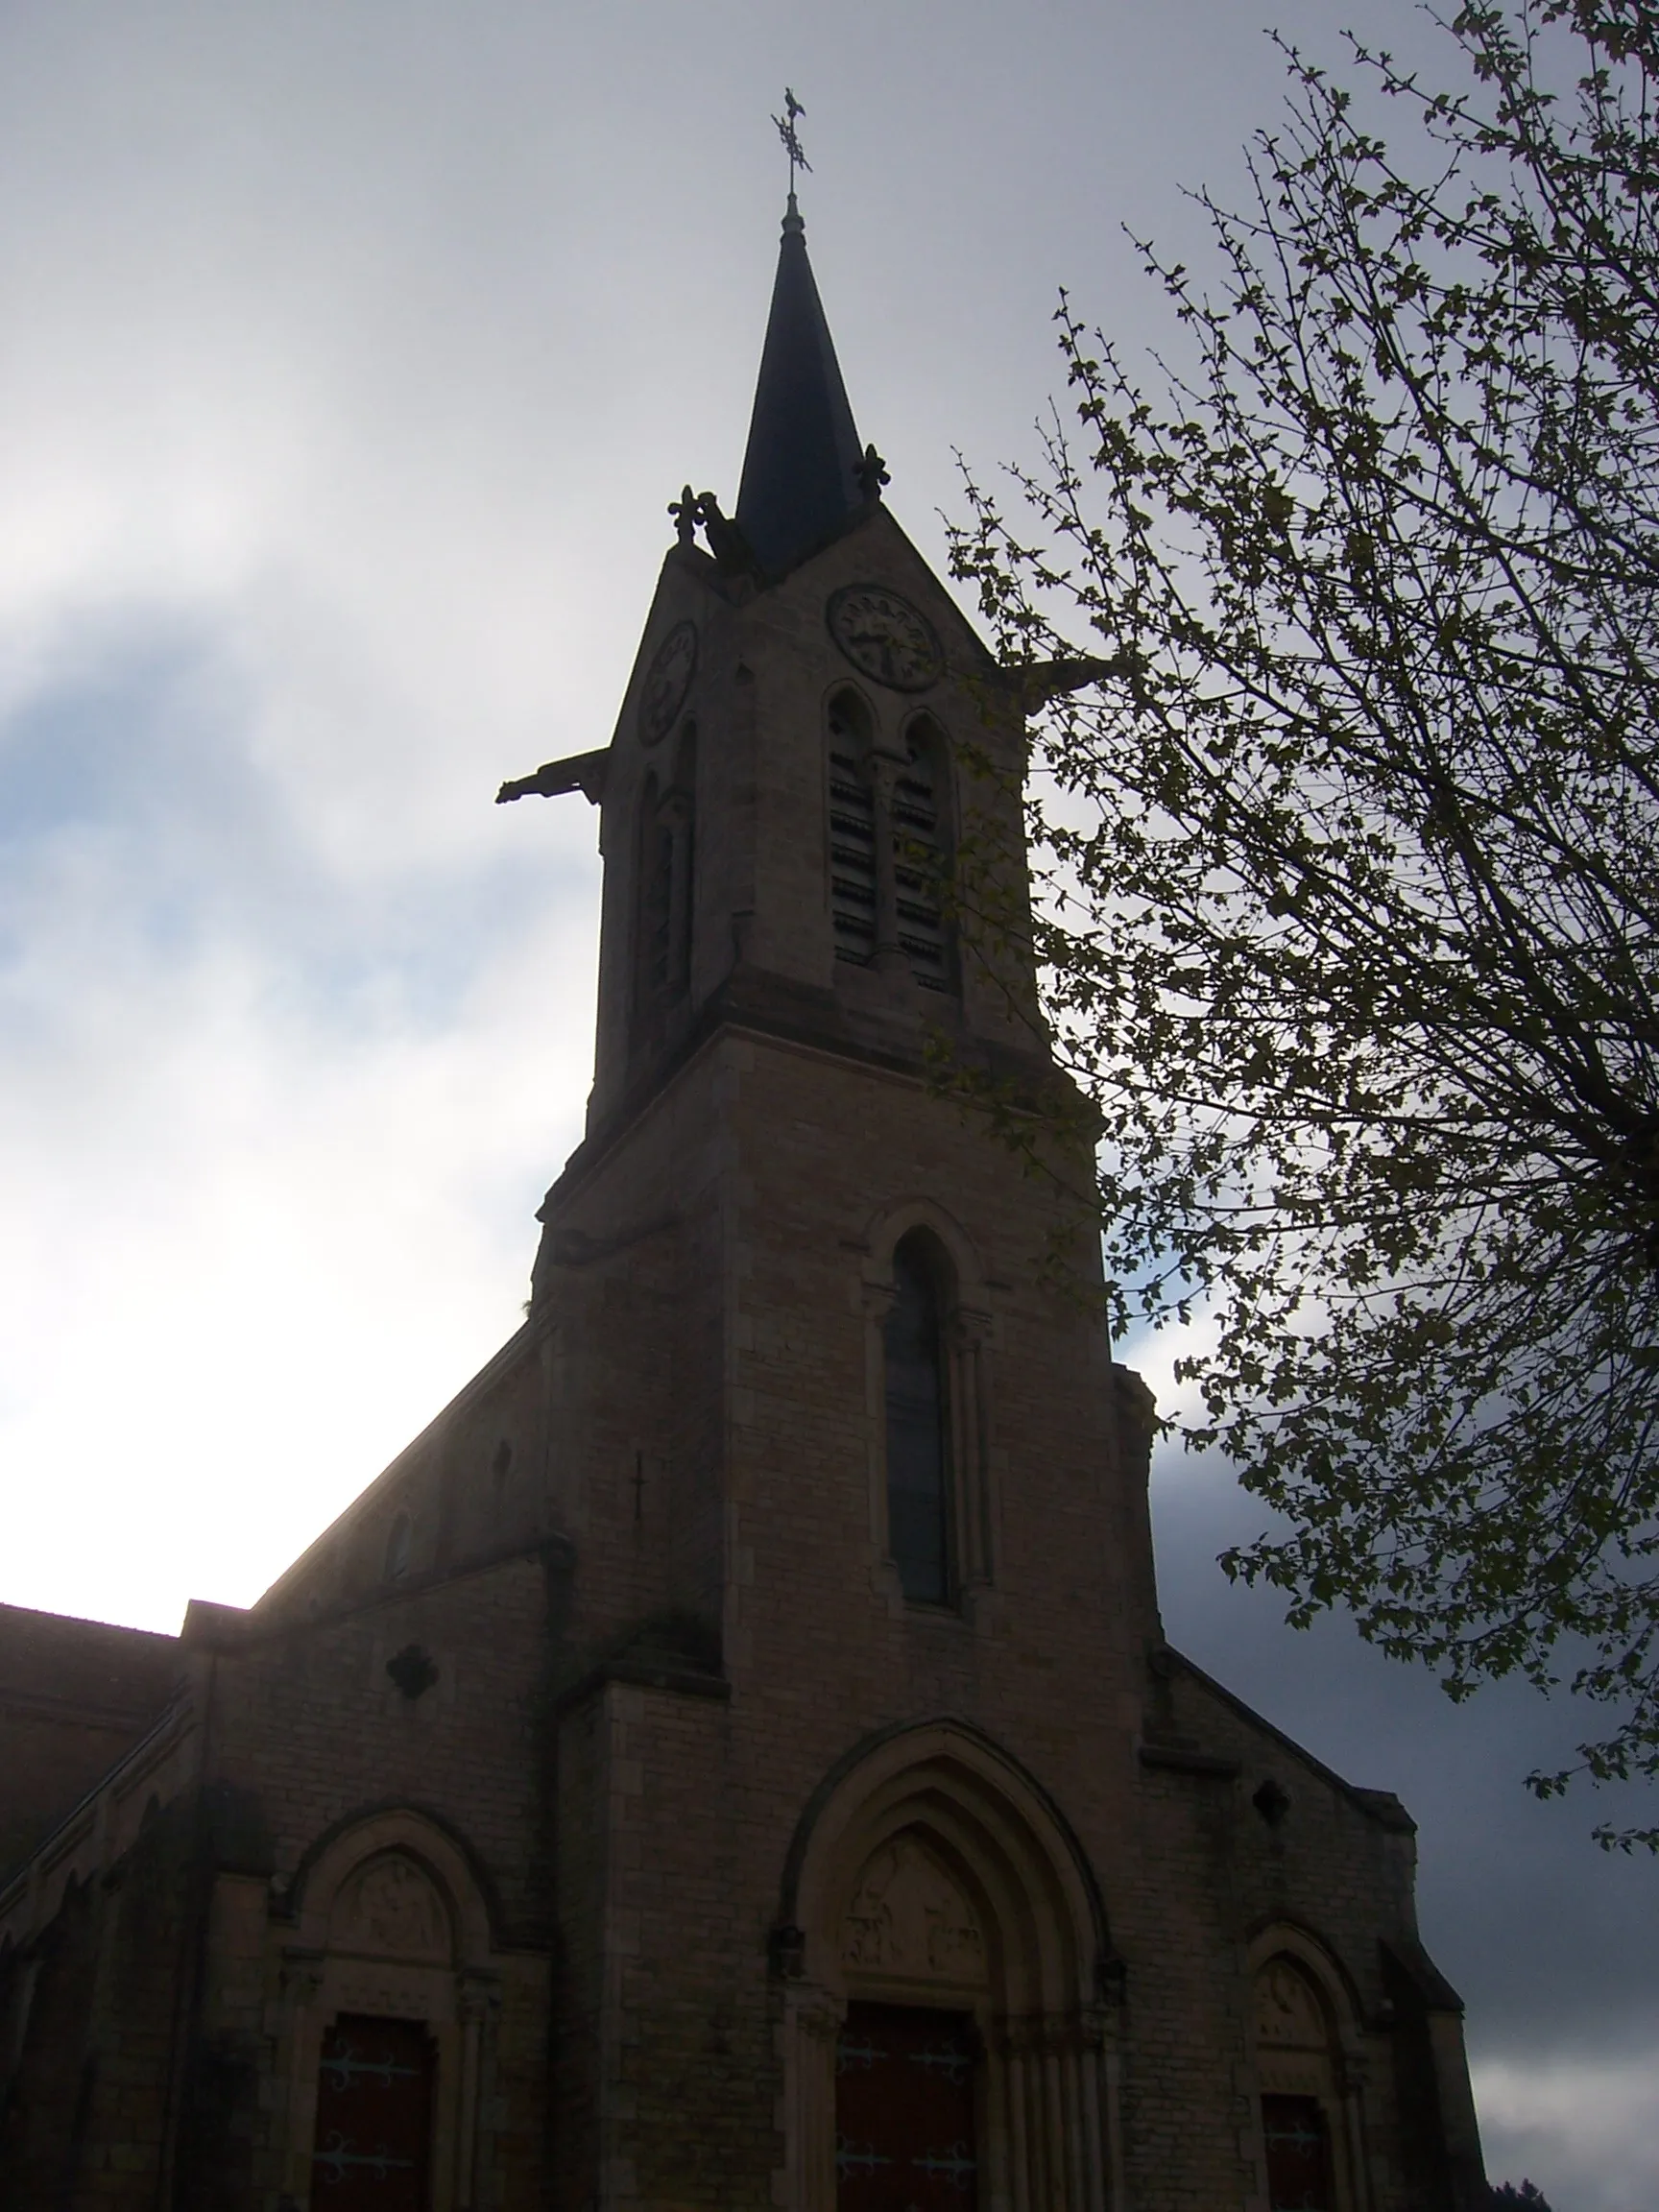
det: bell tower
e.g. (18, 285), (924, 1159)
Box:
(506, 194), (1047, 1166)
(497, 193), (1166, 2204)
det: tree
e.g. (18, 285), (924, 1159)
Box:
(949, 2), (1659, 1842)
(1489, 2184), (1556, 2211)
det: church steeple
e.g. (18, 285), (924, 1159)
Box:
(733, 194), (868, 576)
(510, 164), (1035, 1149)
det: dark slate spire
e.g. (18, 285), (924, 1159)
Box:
(734, 195), (867, 576)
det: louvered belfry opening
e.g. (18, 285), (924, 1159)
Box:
(640, 795), (677, 996)
(893, 716), (950, 992)
(827, 694), (955, 989)
(636, 723), (697, 1021)
(828, 690), (878, 965)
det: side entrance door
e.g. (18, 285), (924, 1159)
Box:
(310, 2014), (435, 2211)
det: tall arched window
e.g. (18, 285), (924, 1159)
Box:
(883, 1234), (950, 1603)
(893, 714), (953, 992)
(827, 689), (878, 965)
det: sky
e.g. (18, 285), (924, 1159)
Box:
(2, 3), (1654, 2203)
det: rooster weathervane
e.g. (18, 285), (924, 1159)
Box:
(772, 87), (810, 197)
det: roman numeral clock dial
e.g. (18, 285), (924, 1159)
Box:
(827, 584), (943, 692)
(638, 619), (698, 745)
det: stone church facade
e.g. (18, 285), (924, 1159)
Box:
(0, 196), (1486, 2211)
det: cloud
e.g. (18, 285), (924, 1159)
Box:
(1475, 2051), (1659, 2212)
(0, 869), (599, 1626)
(0, 612), (600, 1627)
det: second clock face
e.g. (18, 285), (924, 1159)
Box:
(638, 619), (698, 745)
(827, 585), (944, 692)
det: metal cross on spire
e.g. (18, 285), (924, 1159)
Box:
(772, 87), (810, 198)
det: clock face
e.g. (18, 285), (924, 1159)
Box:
(638, 619), (698, 745)
(827, 585), (944, 692)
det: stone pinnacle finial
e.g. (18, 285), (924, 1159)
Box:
(668, 485), (699, 547)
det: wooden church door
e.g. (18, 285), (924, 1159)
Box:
(310, 2015), (435, 2210)
(1261, 2091), (1335, 2211)
(835, 2003), (978, 2210)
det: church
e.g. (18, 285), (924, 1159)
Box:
(0, 186), (1487, 2211)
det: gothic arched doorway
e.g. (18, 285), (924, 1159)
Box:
(776, 1721), (1120, 2212)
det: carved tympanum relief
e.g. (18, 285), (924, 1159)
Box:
(328, 1853), (451, 1963)
(839, 1836), (986, 1986)
(1255, 1956), (1330, 2049)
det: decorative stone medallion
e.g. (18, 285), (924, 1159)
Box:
(638, 619), (698, 745)
(827, 584), (943, 692)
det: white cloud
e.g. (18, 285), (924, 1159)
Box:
(1476, 2049), (1659, 2212)
(1118, 1300), (1221, 1441)
(0, 826), (598, 1629)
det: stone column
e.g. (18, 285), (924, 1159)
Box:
(457, 1972), (500, 2210)
(780, 1982), (842, 2212)
(274, 1946), (325, 2205)
(1337, 2043), (1375, 2212)
(1002, 2024), (1033, 2212)
(998, 2011), (1115, 2210)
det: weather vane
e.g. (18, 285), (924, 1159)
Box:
(772, 87), (810, 197)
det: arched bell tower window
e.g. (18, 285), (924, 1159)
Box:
(636, 722), (696, 1015)
(827, 688), (878, 966)
(826, 692), (957, 993)
(893, 713), (953, 992)
(883, 1232), (951, 1603)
